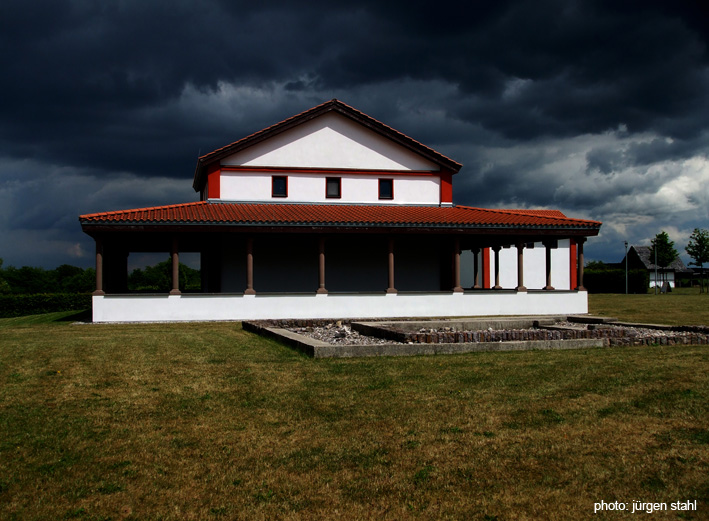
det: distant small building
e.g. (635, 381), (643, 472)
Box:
(619, 246), (693, 288)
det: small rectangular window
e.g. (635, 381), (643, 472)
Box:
(326, 177), (341, 199)
(379, 178), (393, 200)
(272, 176), (288, 198)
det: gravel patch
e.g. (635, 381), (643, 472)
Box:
(289, 322), (403, 345)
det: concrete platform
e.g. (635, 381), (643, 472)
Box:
(242, 320), (605, 358)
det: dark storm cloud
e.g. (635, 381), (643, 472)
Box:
(3, 0), (709, 177)
(2, 0), (709, 267)
(315, 1), (709, 140)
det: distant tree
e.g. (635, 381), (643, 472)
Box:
(2, 265), (55, 294)
(649, 231), (679, 287)
(0, 258), (10, 294)
(585, 260), (610, 270)
(128, 259), (201, 292)
(686, 228), (709, 293)
(58, 267), (96, 293)
(0, 261), (95, 294)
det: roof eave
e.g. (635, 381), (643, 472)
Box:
(80, 220), (601, 235)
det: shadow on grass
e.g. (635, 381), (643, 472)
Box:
(55, 309), (92, 322)
(0, 309), (91, 327)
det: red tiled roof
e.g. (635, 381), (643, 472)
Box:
(80, 201), (601, 231)
(193, 99), (462, 191)
(504, 209), (568, 218)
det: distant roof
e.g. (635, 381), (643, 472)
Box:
(629, 245), (692, 272)
(80, 201), (601, 234)
(193, 99), (463, 191)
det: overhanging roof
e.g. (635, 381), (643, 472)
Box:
(80, 201), (601, 235)
(192, 99), (463, 192)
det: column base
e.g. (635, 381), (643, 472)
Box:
(516, 286), (527, 292)
(169, 289), (181, 295)
(386, 288), (398, 294)
(244, 289), (256, 295)
(453, 286), (464, 293)
(493, 285), (502, 290)
(543, 286), (555, 291)
(316, 288), (328, 295)
(576, 286), (587, 292)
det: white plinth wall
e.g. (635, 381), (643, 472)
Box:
(91, 291), (588, 323)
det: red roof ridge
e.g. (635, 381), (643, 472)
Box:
(192, 99), (462, 192)
(197, 99), (336, 162)
(330, 99), (462, 170)
(455, 205), (602, 225)
(79, 200), (207, 219)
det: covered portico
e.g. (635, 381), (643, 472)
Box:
(80, 202), (598, 323)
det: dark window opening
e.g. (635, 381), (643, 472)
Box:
(272, 176), (288, 198)
(326, 177), (341, 198)
(379, 178), (393, 200)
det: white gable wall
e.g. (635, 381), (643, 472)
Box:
(214, 112), (445, 205)
(222, 112), (440, 171)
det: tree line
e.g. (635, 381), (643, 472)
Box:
(652, 228), (709, 292)
(584, 228), (709, 293)
(685, 228), (709, 292)
(0, 258), (201, 295)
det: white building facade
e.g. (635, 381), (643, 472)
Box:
(81, 100), (601, 322)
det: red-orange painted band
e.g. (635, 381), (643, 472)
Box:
(219, 165), (441, 177)
(483, 247), (491, 289)
(569, 239), (577, 290)
(207, 164), (221, 199)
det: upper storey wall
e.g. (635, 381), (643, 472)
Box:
(221, 112), (440, 171)
(209, 112), (450, 205)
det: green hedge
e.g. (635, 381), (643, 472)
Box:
(0, 293), (92, 318)
(584, 269), (649, 294)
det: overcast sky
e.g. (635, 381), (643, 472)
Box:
(2, 0), (709, 269)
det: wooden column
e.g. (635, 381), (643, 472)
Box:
(245, 237), (256, 295)
(93, 238), (105, 296)
(170, 237), (181, 295)
(543, 241), (555, 290)
(576, 238), (586, 291)
(516, 242), (527, 292)
(386, 238), (397, 294)
(493, 246), (502, 289)
(453, 239), (463, 292)
(473, 247), (481, 289)
(317, 237), (328, 294)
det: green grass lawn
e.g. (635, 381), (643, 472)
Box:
(0, 300), (707, 520)
(589, 288), (709, 326)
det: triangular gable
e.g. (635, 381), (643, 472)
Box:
(193, 99), (462, 191)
